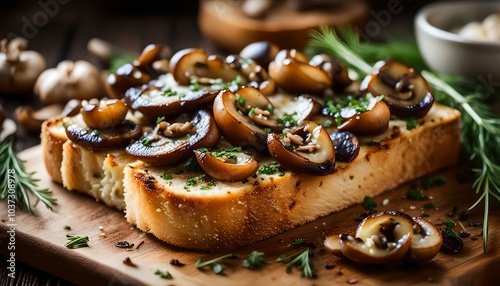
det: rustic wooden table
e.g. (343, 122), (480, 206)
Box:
(0, 0), (466, 285)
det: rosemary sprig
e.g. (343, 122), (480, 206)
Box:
(196, 253), (235, 275)
(242, 251), (266, 269)
(307, 27), (500, 251)
(276, 248), (315, 278)
(65, 235), (89, 249)
(0, 137), (57, 214)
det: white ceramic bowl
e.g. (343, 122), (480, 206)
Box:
(415, 1), (500, 79)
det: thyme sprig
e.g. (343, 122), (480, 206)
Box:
(307, 27), (500, 251)
(276, 248), (315, 278)
(196, 253), (235, 275)
(0, 137), (57, 214)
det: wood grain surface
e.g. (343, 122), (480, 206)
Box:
(0, 145), (499, 285)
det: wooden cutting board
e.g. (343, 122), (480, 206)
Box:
(1, 145), (499, 285)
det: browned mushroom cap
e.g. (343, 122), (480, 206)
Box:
(338, 211), (415, 264)
(80, 99), (128, 130)
(267, 121), (335, 175)
(239, 41), (280, 71)
(324, 233), (345, 258)
(194, 148), (259, 181)
(403, 216), (442, 264)
(360, 60), (434, 118)
(105, 63), (153, 99)
(124, 74), (219, 120)
(134, 44), (166, 69)
(309, 54), (352, 91)
(329, 130), (360, 162)
(125, 109), (220, 166)
(269, 49), (331, 94)
(337, 100), (391, 135)
(213, 87), (275, 151)
(65, 117), (142, 151)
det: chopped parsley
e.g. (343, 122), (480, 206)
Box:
(141, 137), (151, 147)
(258, 162), (280, 175)
(325, 93), (383, 126)
(154, 269), (173, 279)
(363, 196), (377, 211)
(421, 175), (447, 190)
(156, 116), (165, 124)
(406, 117), (417, 130)
(91, 130), (101, 137)
(277, 112), (298, 127)
(263, 128), (271, 134)
(161, 174), (173, 180)
(237, 95), (246, 108)
(424, 202), (436, 209)
(189, 79), (201, 91)
(291, 238), (305, 245)
(421, 212), (430, 217)
(323, 119), (332, 128)
(63, 225), (71, 230)
(441, 220), (464, 253)
(243, 251), (266, 270)
(186, 174), (206, 187)
(161, 88), (178, 97)
(405, 186), (427, 200)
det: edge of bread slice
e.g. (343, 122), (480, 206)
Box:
(123, 103), (461, 251)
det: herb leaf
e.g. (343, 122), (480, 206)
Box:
(196, 253), (234, 275)
(154, 269), (173, 279)
(363, 196), (377, 211)
(242, 251), (266, 269)
(277, 248), (315, 278)
(65, 235), (89, 249)
(0, 137), (57, 214)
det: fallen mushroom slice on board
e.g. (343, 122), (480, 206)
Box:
(340, 211), (414, 264)
(269, 49), (332, 94)
(403, 217), (443, 264)
(194, 147), (259, 181)
(267, 121), (335, 175)
(213, 87), (276, 151)
(360, 60), (434, 118)
(126, 109), (220, 166)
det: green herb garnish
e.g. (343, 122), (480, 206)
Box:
(65, 235), (89, 249)
(141, 137), (151, 147)
(63, 225), (71, 230)
(161, 174), (173, 180)
(405, 187), (427, 200)
(441, 220), (463, 246)
(189, 79), (201, 91)
(277, 248), (315, 278)
(258, 162), (280, 175)
(363, 196), (377, 211)
(154, 269), (173, 279)
(0, 137), (56, 214)
(237, 95), (246, 108)
(422, 175), (447, 190)
(307, 26), (500, 251)
(292, 238), (305, 245)
(196, 253), (235, 275)
(406, 117), (417, 130)
(242, 251), (266, 269)
(277, 112), (298, 127)
(161, 88), (177, 97)
(156, 116), (165, 124)
(424, 202), (436, 209)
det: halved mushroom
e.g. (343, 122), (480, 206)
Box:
(80, 99), (128, 130)
(403, 217), (442, 264)
(194, 147), (259, 181)
(239, 41), (279, 71)
(337, 211), (415, 264)
(267, 121), (335, 175)
(324, 234), (345, 258)
(269, 49), (331, 94)
(337, 99), (391, 135)
(360, 60), (434, 118)
(125, 109), (220, 166)
(106, 63), (153, 99)
(213, 87), (276, 151)
(124, 73), (219, 120)
(329, 130), (360, 162)
(309, 54), (352, 91)
(65, 116), (141, 151)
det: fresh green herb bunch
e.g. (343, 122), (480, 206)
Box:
(307, 27), (500, 251)
(0, 137), (56, 214)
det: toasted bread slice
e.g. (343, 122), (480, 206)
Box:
(123, 103), (461, 251)
(41, 118), (68, 184)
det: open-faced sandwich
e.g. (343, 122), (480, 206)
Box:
(41, 42), (461, 251)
